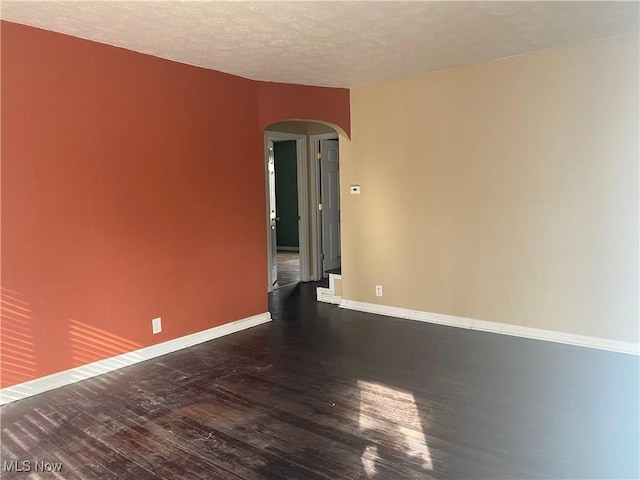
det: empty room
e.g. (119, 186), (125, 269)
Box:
(1, 2), (638, 479)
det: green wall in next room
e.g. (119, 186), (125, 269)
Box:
(274, 140), (299, 249)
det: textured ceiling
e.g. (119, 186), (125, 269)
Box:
(1, 1), (638, 87)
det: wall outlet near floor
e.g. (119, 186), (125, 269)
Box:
(152, 317), (162, 334)
(375, 285), (383, 297)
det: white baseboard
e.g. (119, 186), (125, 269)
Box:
(0, 312), (272, 405)
(317, 274), (342, 304)
(277, 246), (299, 252)
(339, 300), (639, 355)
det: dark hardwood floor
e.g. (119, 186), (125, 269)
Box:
(1, 282), (638, 479)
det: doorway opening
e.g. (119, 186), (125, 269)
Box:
(272, 139), (301, 288)
(265, 121), (341, 291)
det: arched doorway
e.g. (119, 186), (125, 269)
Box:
(264, 120), (343, 291)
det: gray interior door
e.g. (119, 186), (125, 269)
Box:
(320, 139), (340, 275)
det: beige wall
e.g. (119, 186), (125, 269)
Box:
(341, 34), (639, 343)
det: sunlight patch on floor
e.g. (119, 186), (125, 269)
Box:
(358, 380), (433, 477)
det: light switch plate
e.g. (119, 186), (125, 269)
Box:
(350, 185), (361, 194)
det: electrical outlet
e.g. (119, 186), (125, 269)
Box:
(375, 285), (383, 297)
(152, 317), (162, 334)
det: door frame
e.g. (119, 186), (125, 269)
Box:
(264, 131), (309, 292)
(310, 133), (340, 280)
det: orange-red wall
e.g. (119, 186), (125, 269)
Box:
(0, 21), (350, 388)
(257, 81), (350, 135)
